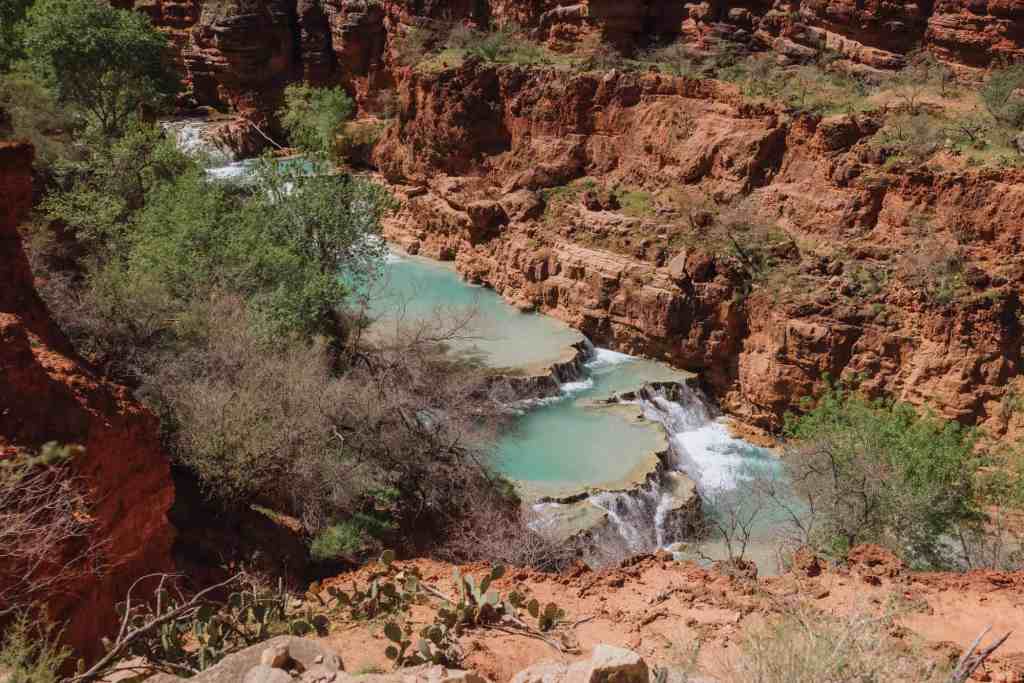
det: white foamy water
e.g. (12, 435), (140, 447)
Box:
(161, 119), (235, 166)
(206, 160), (255, 181)
(586, 347), (636, 370)
(559, 378), (595, 394)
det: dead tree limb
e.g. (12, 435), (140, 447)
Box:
(947, 626), (1012, 683)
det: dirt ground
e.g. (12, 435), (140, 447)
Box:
(316, 547), (1024, 682)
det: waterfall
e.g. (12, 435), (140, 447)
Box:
(580, 372), (751, 555)
(161, 118), (236, 167)
(589, 478), (669, 551)
(526, 339), (722, 555)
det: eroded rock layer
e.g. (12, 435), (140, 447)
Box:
(135, 0), (1024, 125)
(0, 142), (176, 661)
(128, 0), (1024, 432)
(375, 64), (1023, 432)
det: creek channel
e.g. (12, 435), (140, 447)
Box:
(169, 118), (793, 573)
(371, 250), (789, 571)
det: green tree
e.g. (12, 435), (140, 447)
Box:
(239, 159), (393, 335)
(41, 121), (192, 255)
(784, 385), (980, 567)
(0, 0), (33, 72)
(981, 64), (1024, 129)
(0, 74), (74, 168)
(22, 0), (179, 137)
(279, 84), (354, 158)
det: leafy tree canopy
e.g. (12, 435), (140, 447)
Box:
(279, 84), (354, 159)
(784, 384), (981, 567)
(0, 0), (33, 72)
(22, 0), (179, 136)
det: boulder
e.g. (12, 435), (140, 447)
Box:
(666, 251), (689, 283)
(466, 200), (508, 243)
(570, 644), (648, 683)
(243, 666), (294, 683)
(147, 637), (342, 683)
(511, 645), (649, 683)
(500, 190), (545, 221)
(261, 643), (290, 669)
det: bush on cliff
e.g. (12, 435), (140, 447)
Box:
(0, 74), (72, 169)
(280, 84), (355, 160)
(982, 64), (1024, 131)
(784, 385), (981, 568)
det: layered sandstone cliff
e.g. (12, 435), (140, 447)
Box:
(374, 63), (1023, 433)
(133, 0), (1024, 131)
(0, 142), (176, 661)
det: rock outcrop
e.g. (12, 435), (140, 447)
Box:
(130, 0), (1024, 136)
(377, 63), (1023, 432)
(0, 142), (176, 661)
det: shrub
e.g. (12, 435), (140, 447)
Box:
(310, 523), (365, 561)
(871, 112), (946, 165)
(0, 444), (105, 617)
(445, 24), (549, 66)
(981, 64), (1024, 129)
(393, 26), (434, 67)
(784, 385), (980, 567)
(279, 84), (355, 159)
(0, 611), (70, 683)
(891, 49), (955, 113)
(615, 189), (655, 218)
(731, 606), (944, 682)
(642, 41), (701, 78)
(896, 242), (966, 306)
(0, 74), (73, 168)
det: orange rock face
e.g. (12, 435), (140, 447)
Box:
(115, 1), (1024, 431)
(130, 0), (1024, 134)
(0, 142), (176, 662)
(374, 64), (1023, 432)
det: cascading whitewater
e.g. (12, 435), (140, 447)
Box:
(161, 119), (235, 166)
(586, 380), (720, 552)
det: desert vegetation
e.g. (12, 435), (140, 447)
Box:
(5, 2), (1024, 681)
(3, 0), (560, 652)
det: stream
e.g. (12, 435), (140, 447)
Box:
(374, 250), (792, 572)
(173, 118), (795, 574)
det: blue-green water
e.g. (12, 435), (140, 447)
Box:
(368, 252), (583, 370)
(373, 251), (683, 493)
(496, 350), (687, 494)
(190, 137), (795, 568)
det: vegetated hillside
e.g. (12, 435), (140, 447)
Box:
(0, 141), (176, 661)
(124, 0), (1024, 435)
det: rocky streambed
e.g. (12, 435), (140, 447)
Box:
(374, 247), (786, 568)
(177, 123), (790, 571)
